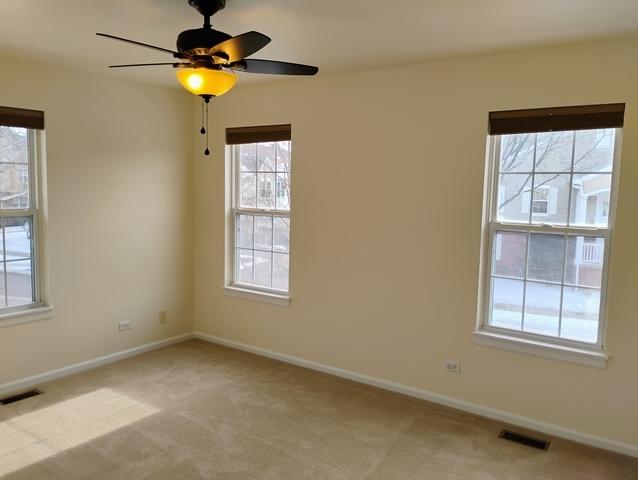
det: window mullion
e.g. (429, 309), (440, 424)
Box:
(0, 209), (38, 218)
(2, 217), (6, 307)
(251, 214), (256, 285)
(270, 216), (274, 289)
(255, 144), (259, 210)
(521, 231), (530, 332)
(558, 133), (576, 339)
(490, 136), (502, 223)
(529, 133), (538, 224)
(558, 232), (569, 338)
(492, 222), (608, 236)
(235, 207), (289, 218)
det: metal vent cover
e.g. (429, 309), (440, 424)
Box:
(499, 429), (551, 450)
(0, 389), (43, 405)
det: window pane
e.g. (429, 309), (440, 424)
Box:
(497, 174), (532, 223)
(523, 282), (560, 337)
(499, 134), (535, 173)
(276, 141), (291, 172)
(273, 253), (289, 291)
(527, 233), (564, 283)
(273, 217), (290, 253)
(490, 277), (523, 331)
(0, 164), (29, 209)
(531, 174), (570, 225)
(257, 143), (275, 171)
(6, 259), (33, 306)
(239, 172), (256, 208)
(276, 173), (291, 211)
(569, 173), (611, 228)
(535, 131), (573, 172)
(236, 248), (253, 284)
(492, 231), (526, 279)
(4, 216), (33, 261)
(257, 173), (275, 209)
(574, 129), (614, 173)
(240, 144), (257, 172)
(0, 127), (28, 163)
(236, 214), (253, 249)
(565, 236), (604, 288)
(254, 251), (272, 288)
(561, 287), (600, 343)
(254, 216), (273, 250)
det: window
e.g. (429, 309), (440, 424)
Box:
(531, 186), (549, 214)
(0, 106), (45, 314)
(478, 104), (624, 360)
(226, 125), (291, 299)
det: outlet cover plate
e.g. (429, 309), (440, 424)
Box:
(118, 320), (132, 331)
(445, 360), (461, 373)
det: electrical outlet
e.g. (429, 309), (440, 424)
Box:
(445, 360), (461, 374)
(118, 320), (132, 331)
(159, 311), (168, 324)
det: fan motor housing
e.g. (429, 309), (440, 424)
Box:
(188, 0), (226, 17)
(177, 28), (232, 57)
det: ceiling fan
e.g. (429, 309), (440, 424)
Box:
(97, 0), (318, 154)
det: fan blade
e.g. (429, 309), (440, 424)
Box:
(109, 63), (184, 68)
(209, 31), (271, 63)
(97, 33), (180, 56)
(231, 59), (318, 76)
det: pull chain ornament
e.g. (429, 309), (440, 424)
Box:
(201, 95), (211, 156)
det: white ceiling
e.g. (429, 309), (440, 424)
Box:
(1, 0), (638, 88)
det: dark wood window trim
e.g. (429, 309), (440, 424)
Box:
(226, 124), (291, 145)
(489, 103), (624, 135)
(0, 106), (45, 130)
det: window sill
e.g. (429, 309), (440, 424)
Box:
(224, 286), (290, 308)
(473, 330), (608, 368)
(0, 304), (54, 329)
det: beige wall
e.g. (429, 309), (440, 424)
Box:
(1, 35), (635, 450)
(0, 55), (194, 383)
(194, 36), (638, 447)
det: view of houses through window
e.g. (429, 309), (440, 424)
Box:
(232, 140), (291, 293)
(0, 126), (38, 308)
(487, 128), (617, 344)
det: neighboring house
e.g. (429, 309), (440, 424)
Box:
(0, 127), (30, 209)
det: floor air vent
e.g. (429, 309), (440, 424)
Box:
(0, 389), (43, 405)
(498, 430), (550, 450)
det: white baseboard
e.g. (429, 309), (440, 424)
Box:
(193, 331), (638, 458)
(0, 332), (194, 398)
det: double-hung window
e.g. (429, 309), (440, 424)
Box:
(478, 104), (624, 363)
(0, 106), (45, 314)
(226, 125), (291, 299)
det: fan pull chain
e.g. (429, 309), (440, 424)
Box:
(204, 99), (210, 156)
(200, 99), (206, 135)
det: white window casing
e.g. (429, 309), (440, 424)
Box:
(476, 124), (623, 368)
(0, 126), (52, 325)
(225, 136), (292, 305)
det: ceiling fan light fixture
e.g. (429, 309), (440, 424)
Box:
(98, 0), (317, 156)
(175, 67), (237, 97)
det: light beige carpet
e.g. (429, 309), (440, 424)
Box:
(0, 339), (635, 479)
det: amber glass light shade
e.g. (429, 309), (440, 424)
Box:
(175, 67), (237, 97)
